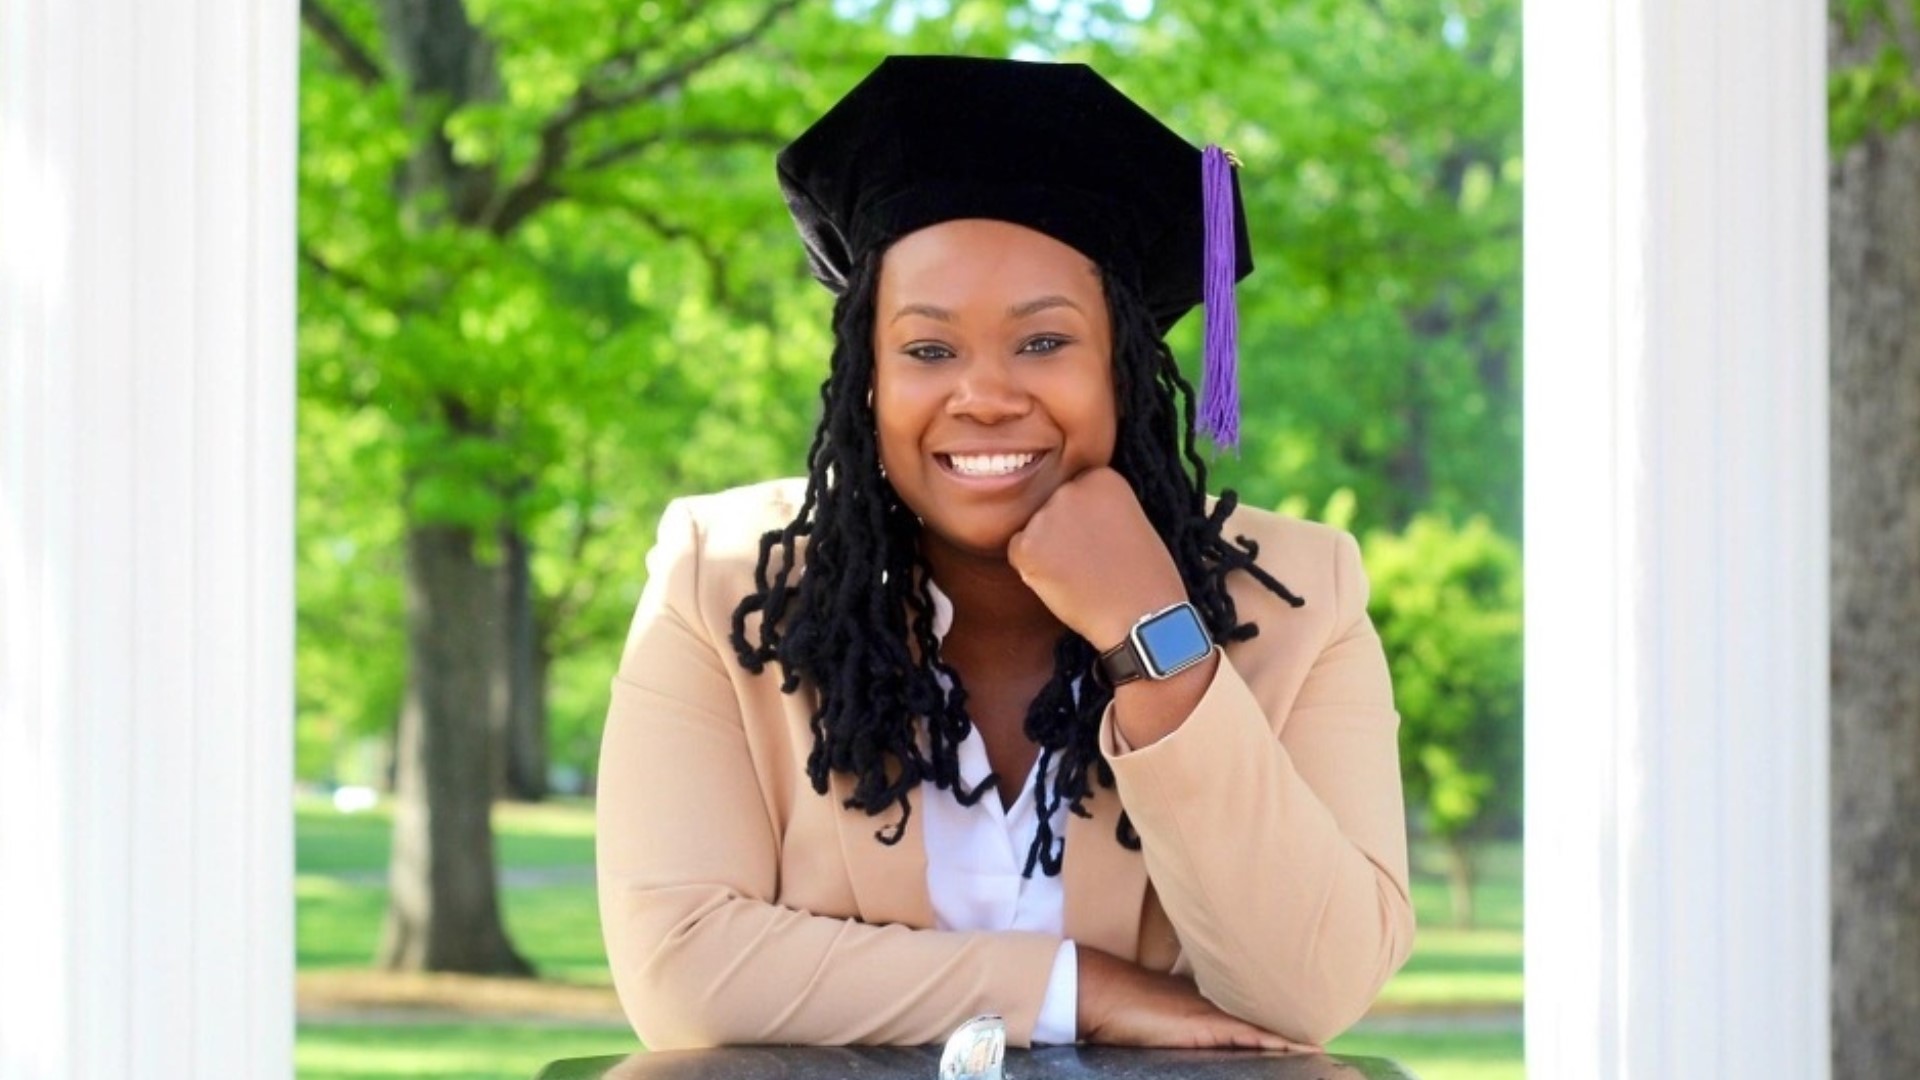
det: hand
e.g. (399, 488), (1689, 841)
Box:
(1007, 467), (1185, 648)
(1076, 946), (1316, 1052)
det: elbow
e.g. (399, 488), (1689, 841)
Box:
(1230, 880), (1418, 1045)
(605, 892), (756, 1050)
(612, 955), (706, 1049)
(614, 949), (748, 1050)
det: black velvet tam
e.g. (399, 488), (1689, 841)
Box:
(776, 55), (1253, 334)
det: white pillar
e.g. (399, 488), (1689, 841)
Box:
(0, 0), (298, 1076)
(1524, 1), (1829, 1077)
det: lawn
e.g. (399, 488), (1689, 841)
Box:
(297, 798), (1521, 1079)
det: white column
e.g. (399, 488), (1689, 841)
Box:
(1524, 1), (1829, 1077)
(0, 0), (298, 1076)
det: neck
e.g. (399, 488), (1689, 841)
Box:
(923, 541), (1063, 647)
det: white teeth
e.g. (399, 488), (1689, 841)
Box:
(947, 452), (1037, 477)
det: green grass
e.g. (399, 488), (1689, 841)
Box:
(1331, 838), (1523, 1078)
(298, 799), (1523, 1078)
(297, 1023), (640, 1080)
(1377, 839), (1524, 1011)
(296, 797), (611, 983)
(296, 797), (597, 875)
(1330, 1030), (1525, 1080)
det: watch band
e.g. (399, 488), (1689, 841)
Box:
(1095, 600), (1211, 686)
(1096, 636), (1148, 687)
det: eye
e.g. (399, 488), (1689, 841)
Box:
(902, 341), (955, 362)
(1020, 334), (1072, 355)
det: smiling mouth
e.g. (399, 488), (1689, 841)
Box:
(938, 451), (1042, 478)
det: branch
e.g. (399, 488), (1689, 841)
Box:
(301, 0), (385, 88)
(300, 242), (389, 302)
(481, 0), (804, 235)
(595, 0), (805, 114)
(576, 126), (783, 172)
(594, 197), (736, 307)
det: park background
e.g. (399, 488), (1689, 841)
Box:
(10, 0), (1914, 1076)
(18, 0), (1920, 1068)
(291, 1), (1526, 1077)
(272, 0), (1909, 1076)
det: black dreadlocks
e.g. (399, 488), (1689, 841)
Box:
(728, 251), (1303, 877)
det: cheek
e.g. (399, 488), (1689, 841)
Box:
(1078, 369), (1120, 463)
(875, 413), (913, 473)
(870, 371), (922, 471)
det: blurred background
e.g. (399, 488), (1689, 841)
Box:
(292, 1), (1524, 1077)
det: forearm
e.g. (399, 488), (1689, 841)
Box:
(1100, 659), (1413, 1043)
(602, 881), (1062, 1048)
(1108, 646), (1219, 748)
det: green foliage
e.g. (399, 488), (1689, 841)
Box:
(1083, 0), (1523, 535)
(1830, 0), (1920, 150)
(1363, 515), (1522, 841)
(296, 0), (1524, 799)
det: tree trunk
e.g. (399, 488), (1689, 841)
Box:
(500, 523), (549, 801)
(1441, 835), (1477, 929)
(1830, 7), (1920, 1074)
(380, 521), (532, 975)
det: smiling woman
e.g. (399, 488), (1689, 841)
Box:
(594, 55), (1413, 1055)
(873, 220), (1117, 562)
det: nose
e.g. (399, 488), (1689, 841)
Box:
(946, 357), (1031, 423)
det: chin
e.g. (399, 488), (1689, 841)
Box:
(921, 521), (1021, 563)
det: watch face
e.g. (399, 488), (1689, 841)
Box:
(1134, 603), (1211, 679)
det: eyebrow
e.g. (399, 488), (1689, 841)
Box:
(888, 295), (1084, 324)
(890, 303), (954, 324)
(1007, 295), (1082, 320)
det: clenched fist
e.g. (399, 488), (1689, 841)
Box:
(1006, 467), (1187, 650)
(1009, 467), (1219, 747)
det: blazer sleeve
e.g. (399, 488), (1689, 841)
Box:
(596, 498), (1062, 1050)
(1097, 527), (1415, 1045)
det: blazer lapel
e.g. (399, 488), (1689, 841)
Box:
(1064, 781), (1149, 961)
(830, 769), (935, 929)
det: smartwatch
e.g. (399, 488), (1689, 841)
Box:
(1095, 601), (1213, 686)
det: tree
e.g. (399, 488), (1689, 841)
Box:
(1362, 514), (1522, 926)
(295, 0), (1527, 972)
(1830, 1), (1920, 1071)
(298, 0), (836, 973)
(1079, 0), (1523, 536)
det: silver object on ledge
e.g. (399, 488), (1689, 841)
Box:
(938, 1013), (1007, 1080)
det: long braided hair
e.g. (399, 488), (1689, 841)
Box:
(729, 249), (1303, 877)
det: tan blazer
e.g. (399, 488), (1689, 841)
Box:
(597, 479), (1413, 1050)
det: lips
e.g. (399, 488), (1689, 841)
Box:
(939, 451), (1041, 478)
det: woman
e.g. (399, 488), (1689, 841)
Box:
(596, 55), (1413, 1052)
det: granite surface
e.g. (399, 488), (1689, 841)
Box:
(535, 1047), (1417, 1080)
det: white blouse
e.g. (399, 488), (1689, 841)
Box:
(920, 584), (1079, 1045)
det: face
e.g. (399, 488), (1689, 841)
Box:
(872, 218), (1117, 561)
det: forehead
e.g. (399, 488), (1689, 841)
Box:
(877, 219), (1103, 305)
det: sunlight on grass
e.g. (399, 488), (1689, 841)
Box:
(297, 876), (388, 969)
(1376, 928), (1524, 1007)
(296, 796), (597, 873)
(297, 1023), (639, 1080)
(1330, 1030), (1525, 1080)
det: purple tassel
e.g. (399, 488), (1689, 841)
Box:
(1199, 145), (1241, 451)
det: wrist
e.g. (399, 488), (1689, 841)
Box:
(1075, 945), (1115, 1041)
(1111, 646), (1218, 748)
(1094, 599), (1212, 688)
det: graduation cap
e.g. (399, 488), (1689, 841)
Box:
(776, 55), (1254, 449)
